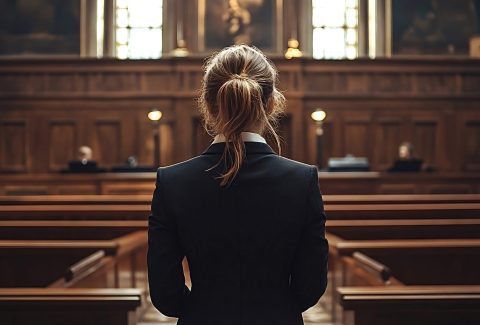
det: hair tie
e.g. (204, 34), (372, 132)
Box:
(231, 73), (249, 81)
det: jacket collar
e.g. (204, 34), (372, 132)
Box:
(201, 141), (276, 155)
(212, 132), (267, 144)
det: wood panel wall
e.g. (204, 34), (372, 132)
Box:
(0, 57), (479, 174)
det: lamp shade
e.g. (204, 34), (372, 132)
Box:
(311, 109), (326, 122)
(148, 109), (163, 121)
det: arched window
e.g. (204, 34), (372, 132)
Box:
(312, 0), (359, 59)
(115, 0), (163, 59)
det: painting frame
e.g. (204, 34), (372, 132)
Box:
(0, 0), (85, 57)
(198, 0), (283, 54)
(387, 0), (480, 56)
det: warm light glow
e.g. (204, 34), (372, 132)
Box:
(285, 38), (303, 59)
(311, 109), (327, 122)
(148, 109), (163, 121)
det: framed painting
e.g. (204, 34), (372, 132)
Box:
(0, 0), (81, 56)
(389, 0), (480, 56)
(198, 0), (283, 54)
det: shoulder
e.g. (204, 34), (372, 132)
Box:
(255, 154), (318, 187)
(275, 155), (315, 170)
(272, 155), (317, 176)
(155, 156), (205, 181)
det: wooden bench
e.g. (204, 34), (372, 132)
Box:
(324, 194), (480, 204)
(327, 219), (480, 240)
(0, 288), (142, 325)
(326, 203), (480, 219)
(1, 194), (480, 205)
(338, 286), (480, 325)
(0, 230), (148, 324)
(0, 231), (148, 288)
(0, 195), (152, 205)
(0, 220), (146, 240)
(333, 239), (480, 285)
(1, 202), (479, 220)
(0, 205), (149, 220)
(329, 239), (480, 324)
(341, 251), (402, 287)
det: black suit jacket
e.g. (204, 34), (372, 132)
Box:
(148, 142), (328, 325)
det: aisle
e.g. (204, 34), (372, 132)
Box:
(139, 296), (333, 325)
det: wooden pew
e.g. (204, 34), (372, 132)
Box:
(326, 203), (480, 219)
(1, 193), (480, 205)
(1, 202), (479, 220)
(327, 219), (480, 240)
(0, 220), (146, 240)
(324, 250), (403, 317)
(0, 231), (147, 288)
(0, 288), (142, 325)
(338, 286), (480, 325)
(334, 239), (480, 285)
(341, 252), (402, 287)
(0, 205), (149, 220)
(325, 194), (480, 204)
(0, 230), (148, 324)
(330, 239), (480, 324)
(329, 237), (480, 287)
(0, 195), (152, 205)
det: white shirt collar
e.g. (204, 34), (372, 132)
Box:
(212, 132), (267, 144)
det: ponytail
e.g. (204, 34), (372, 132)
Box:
(199, 45), (286, 187)
(215, 75), (264, 186)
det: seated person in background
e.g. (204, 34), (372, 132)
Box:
(66, 146), (105, 172)
(388, 142), (424, 172)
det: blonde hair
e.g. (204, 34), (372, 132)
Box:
(199, 45), (285, 186)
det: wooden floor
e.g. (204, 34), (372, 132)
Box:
(139, 274), (335, 325)
(139, 296), (333, 325)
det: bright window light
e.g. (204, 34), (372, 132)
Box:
(312, 0), (359, 59)
(115, 0), (163, 59)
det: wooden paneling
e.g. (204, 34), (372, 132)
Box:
(192, 117), (211, 156)
(320, 122), (334, 168)
(344, 116), (371, 159)
(371, 73), (411, 93)
(92, 120), (121, 166)
(374, 118), (403, 170)
(413, 119), (438, 167)
(464, 118), (480, 172)
(159, 123), (175, 166)
(0, 58), (479, 174)
(416, 73), (456, 95)
(0, 120), (27, 172)
(277, 115), (293, 157)
(48, 121), (77, 171)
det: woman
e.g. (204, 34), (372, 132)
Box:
(148, 45), (328, 325)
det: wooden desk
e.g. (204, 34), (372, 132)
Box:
(0, 172), (479, 195)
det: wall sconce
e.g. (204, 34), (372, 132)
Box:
(172, 39), (189, 57)
(285, 38), (303, 59)
(148, 109), (163, 167)
(311, 109), (327, 169)
(284, 0), (302, 59)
